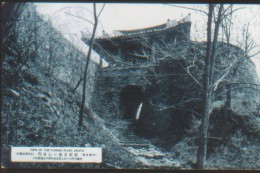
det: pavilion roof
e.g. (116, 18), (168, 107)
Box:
(82, 14), (191, 43)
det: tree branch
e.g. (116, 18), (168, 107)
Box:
(65, 12), (94, 25)
(163, 3), (208, 15)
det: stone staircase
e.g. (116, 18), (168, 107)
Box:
(119, 132), (151, 148)
(114, 119), (181, 168)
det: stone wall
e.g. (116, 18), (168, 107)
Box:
(91, 65), (153, 119)
(91, 40), (260, 140)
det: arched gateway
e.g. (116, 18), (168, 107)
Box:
(119, 85), (143, 119)
(85, 17), (192, 136)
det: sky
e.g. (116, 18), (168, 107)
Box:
(35, 3), (260, 79)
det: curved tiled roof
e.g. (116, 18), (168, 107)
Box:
(116, 22), (167, 35)
(92, 14), (191, 40)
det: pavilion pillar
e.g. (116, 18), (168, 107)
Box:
(118, 44), (122, 58)
(99, 58), (103, 67)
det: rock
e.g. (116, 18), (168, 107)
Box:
(56, 110), (60, 116)
(172, 161), (181, 168)
(7, 89), (20, 98)
(105, 163), (121, 169)
(52, 105), (57, 112)
(23, 71), (39, 85)
(36, 93), (49, 102)
(51, 106), (60, 116)
(21, 65), (29, 71)
(44, 102), (52, 108)
(42, 90), (52, 98)
(7, 59), (17, 67)
(21, 87), (27, 93)
(43, 125), (52, 130)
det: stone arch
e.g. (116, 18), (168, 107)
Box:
(119, 85), (143, 119)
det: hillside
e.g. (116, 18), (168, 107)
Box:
(1, 3), (142, 169)
(2, 58), (147, 168)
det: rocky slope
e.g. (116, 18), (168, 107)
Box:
(1, 3), (142, 169)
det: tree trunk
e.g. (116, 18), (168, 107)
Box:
(226, 83), (232, 109)
(47, 37), (53, 76)
(196, 4), (214, 169)
(33, 13), (38, 62)
(73, 76), (83, 93)
(197, 4), (224, 169)
(78, 3), (98, 130)
(209, 4), (224, 87)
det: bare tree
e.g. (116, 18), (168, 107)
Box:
(128, 4), (256, 169)
(217, 6), (260, 115)
(78, 3), (105, 129)
(2, 4), (57, 77)
(1, 2), (26, 44)
(196, 4), (224, 169)
(221, 5), (233, 110)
